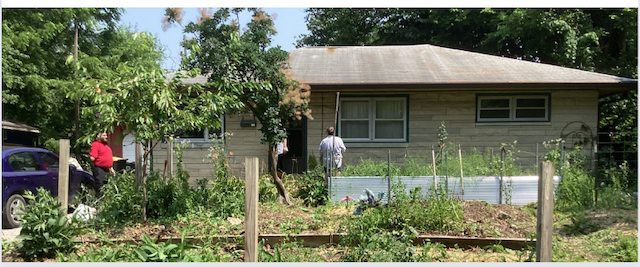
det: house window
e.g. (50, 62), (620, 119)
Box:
(177, 116), (225, 142)
(339, 97), (407, 142)
(477, 95), (550, 122)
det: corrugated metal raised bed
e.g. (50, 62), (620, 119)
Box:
(330, 176), (561, 205)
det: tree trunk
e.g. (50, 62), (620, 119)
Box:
(73, 20), (81, 159)
(269, 146), (291, 205)
(140, 140), (149, 222)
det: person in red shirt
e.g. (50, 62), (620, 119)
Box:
(90, 132), (115, 196)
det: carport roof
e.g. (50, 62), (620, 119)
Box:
(287, 44), (637, 97)
(2, 120), (40, 134)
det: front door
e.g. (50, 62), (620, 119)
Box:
(281, 117), (307, 174)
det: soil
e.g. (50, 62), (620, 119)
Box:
(70, 199), (538, 242)
(3, 201), (636, 262)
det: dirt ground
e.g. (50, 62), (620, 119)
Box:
(64, 200), (539, 243)
(2, 200), (637, 262)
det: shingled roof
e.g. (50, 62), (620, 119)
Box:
(287, 44), (636, 97)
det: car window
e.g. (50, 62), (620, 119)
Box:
(7, 152), (42, 171)
(37, 152), (59, 172)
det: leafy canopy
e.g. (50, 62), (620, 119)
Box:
(178, 7), (312, 147)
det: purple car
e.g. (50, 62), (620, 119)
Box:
(2, 147), (95, 228)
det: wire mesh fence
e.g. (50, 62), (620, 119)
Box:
(594, 131), (638, 203)
(328, 134), (637, 206)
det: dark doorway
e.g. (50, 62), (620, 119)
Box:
(281, 117), (307, 174)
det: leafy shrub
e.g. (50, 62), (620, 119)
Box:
(17, 188), (87, 260)
(133, 235), (199, 262)
(342, 232), (419, 262)
(545, 145), (596, 211)
(293, 166), (328, 207)
(561, 212), (600, 236)
(96, 171), (143, 224)
(205, 174), (246, 218)
(259, 174), (279, 203)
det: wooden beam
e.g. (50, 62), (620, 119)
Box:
(90, 234), (536, 251)
(58, 139), (70, 214)
(244, 157), (259, 262)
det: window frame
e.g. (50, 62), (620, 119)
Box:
(476, 94), (550, 123)
(177, 116), (225, 143)
(339, 96), (408, 143)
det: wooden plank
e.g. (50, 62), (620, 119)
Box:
(537, 161), (554, 262)
(244, 157), (259, 262)
(58, 139), (70, 214)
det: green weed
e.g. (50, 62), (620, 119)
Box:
(17, 188), (87, 261)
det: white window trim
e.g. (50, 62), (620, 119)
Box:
(178, 116), (225, 143)
(477, 95), (549, 122)
(339, 97), (407, 142)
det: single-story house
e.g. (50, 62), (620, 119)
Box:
(113, 44), (637, 184)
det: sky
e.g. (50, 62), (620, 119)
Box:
(119, 8), (309, 71)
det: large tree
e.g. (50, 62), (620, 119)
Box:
(76, 27), (229, 221)
(2, 8), (123, 157)
(166, 7), (312, 205)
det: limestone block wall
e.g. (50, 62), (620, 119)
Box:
(307, 90), (599, 171)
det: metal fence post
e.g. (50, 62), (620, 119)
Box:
(560, 140), (565, 178)
(490, 148), (494, 176)
(431, 146), (437, 195)
(536, 143), (540, 169)
(445, 153), (449, 196)
(440, 146), (444, 194)
(500, 148), (505, 204)
(388, 150), (391, 203)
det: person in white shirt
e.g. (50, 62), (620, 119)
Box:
(275, 137), (288, 176)
(318, 127), (346, 180)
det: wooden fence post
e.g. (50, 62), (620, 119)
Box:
(58, 139), (70, 214)
(245, 157), (259, 262)
(537, 161), (555, 262)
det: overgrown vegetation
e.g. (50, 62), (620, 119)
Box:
(3, 138), (636, 262)
(17, 188), (87, 261)
(293, 164), (329, 207)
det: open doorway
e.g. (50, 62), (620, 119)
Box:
(280, 117), (307, 174)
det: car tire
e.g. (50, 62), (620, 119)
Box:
(3, 194), (26, 229)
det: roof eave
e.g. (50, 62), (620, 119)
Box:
(306, 82), (637, 98)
